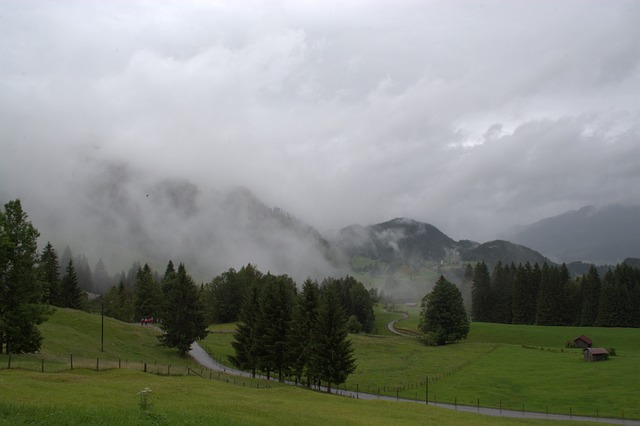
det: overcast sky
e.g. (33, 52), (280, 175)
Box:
(2, 0), (639, 249)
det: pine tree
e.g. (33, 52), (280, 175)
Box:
(73, 254), (94, 293)
(419, 275), (469, 345)
(229, 283), (262, 378)
(40, 242), (61, 306)
(0, 200), (51, 354)
(512, 263), (536, 324)
(596, 269), (629, 327)
(93, 259), (111, 294)
(471, 261), (491, 322)
(311, 285), (356, 393)
(159, 263), (207, 355)
(288, 279), (320, 386)
(491, 262), (513, 324)
(134, 264), (162, 321)
(256, 274), (296, 381)
(60, 259), (83, 310)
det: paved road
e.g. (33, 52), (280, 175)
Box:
(189, 341), (640, 425)
(387, 312), (411, 336)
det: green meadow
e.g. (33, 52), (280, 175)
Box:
(202, 309), (640, 420)
(0, 308), (638, 424)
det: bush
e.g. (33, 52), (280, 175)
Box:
(608, 347), (616, 356)
(418, 332), (441, 346)
(564, 340), (576, 348)
(347, 315), (363, 334)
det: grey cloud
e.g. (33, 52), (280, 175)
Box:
(1, 0), (638, 272)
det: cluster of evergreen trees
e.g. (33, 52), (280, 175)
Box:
(470, 261), (640, 327)
(230, 277), (357, 393)
(201, 265), (375, 333)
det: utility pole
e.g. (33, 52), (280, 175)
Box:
(101, 299), (104, 352)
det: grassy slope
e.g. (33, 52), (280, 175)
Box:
(2, 308), (195, 372)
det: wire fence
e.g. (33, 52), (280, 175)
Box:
(0, 353), (274, 390)
(2, 352), (636, 422)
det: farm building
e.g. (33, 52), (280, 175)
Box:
(573, 335), (593, 349)
(584, 347), (609, 362)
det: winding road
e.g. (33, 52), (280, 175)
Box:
(188, 314), (640, 425)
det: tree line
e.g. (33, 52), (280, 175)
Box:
(470, 261), (640, 327)
(230, 277), (357, 393)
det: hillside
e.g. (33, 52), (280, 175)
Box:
(504, 204), (640, 264)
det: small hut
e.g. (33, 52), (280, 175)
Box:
(573, 335), (593, 349)
(584, 347), (609, 362)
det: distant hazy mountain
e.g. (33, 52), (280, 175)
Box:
(332, 218), (549, 271)
(333, 218), (457, 267)
(503, 204), (640, 264)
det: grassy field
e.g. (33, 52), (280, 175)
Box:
(0, 309), (590, 425)
(202, 313), (640, 420)
(0, 368), (595, 426)
(1, 307), (638, 424)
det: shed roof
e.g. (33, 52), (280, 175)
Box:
(574, 335), (593, 345)
(585, 347), (609, 355)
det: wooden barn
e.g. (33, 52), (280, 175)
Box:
(584, 347), (609, 362)
(573, 335), (593, 349)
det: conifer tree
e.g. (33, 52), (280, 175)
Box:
(288, 279), (320, 386)
(491, 262), (513, 324)
(229, 283), (262, 378)
(256, 274), (296, 381)
(0, 200), (51, 354)
(60, 259), (83, 310)
(40, 242), (61, 306)
(419, 275), (469, 345)
(159, 263), (207, 355)
(311, 285), (356, 393)
(512, 262), (535, 324)
(535, 263), (559, 325)
(134, 264), (162, 321)
(471, 261), (491, 322)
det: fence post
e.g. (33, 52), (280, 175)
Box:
(41, 359), (44, 373)
(144, 362), (147, 373)
(119, 359), (121, 369)
(96, 358), (99, 371)
(425, 376), (429, 404)
(70, 354), (73, 370)
(7, 354), (11, 369)
(477, 397), (480, 412)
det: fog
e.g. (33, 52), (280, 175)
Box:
(1, 0), (638, 282)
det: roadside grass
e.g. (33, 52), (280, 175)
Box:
(0, 369), (592, 426)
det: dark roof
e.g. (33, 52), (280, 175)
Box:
(585, 348), (609, 355)
(574, 335), (593, 345)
